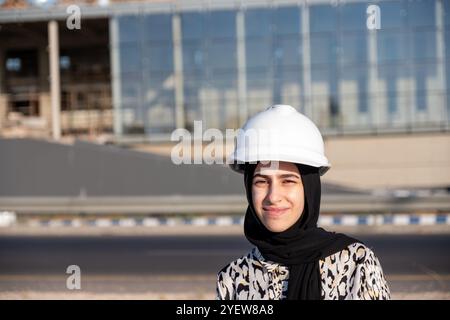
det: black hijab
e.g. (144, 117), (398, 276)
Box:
(243, 162), (359, 300)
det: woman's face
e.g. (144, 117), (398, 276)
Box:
(252, 161), (304, 233)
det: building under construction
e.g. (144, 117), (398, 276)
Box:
(0, 0), (449, 190)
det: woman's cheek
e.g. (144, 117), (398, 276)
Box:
(252, 190), (263, 211)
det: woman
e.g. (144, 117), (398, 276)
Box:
(216, 104), (390, 300)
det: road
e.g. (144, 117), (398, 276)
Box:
(0, 234), (449, 299)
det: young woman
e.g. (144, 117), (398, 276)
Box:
(216, 104), (390, 300)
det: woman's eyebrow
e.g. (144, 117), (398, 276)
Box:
(279, 174), (300, 179)
(253, 173), (300, 179)
(253, 173), (267, 179)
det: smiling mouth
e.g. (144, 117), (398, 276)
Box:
(263, 207), (289, 217)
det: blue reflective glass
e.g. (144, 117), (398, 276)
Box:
(119, 43), (142, 73)
(279, 68), (302, 84)
(207, 75), (236, 89)
(413, 63), (438, 112)
(412, 30), (437, 61)
(310, 5), (337, 33)
(447, 29), (450, 92)
(273, 6), (300, 35)
(310, 34), (338, 65)
(182, 42), (204, 72)
(275, 36), (301, 67)
(144, 44), (174, 72)
(183, 75), (204, 93)
(118, 15), (142, 43)
(181, 12), (205, 40)
(407, 0), (435, 28)
(247, 70), (272, 90)
(120, 74), (141, 104)
(206, 10), (236, 39)
(378, 1), (405, 29)
(444, 0), (450, 28)
(378, 64), (410, 83)
(205, 40), (236, 71)
(340, 33), (367, 66)
(340, 3), (368, 32)
(377, 31), (409, 63)
(142, 14), (172, 43)
(311, 68), (338, 96)
(245, 9), (272, 38)
(246, 39), (272, 69)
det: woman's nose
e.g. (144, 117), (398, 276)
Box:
(266, 184), (282, 204)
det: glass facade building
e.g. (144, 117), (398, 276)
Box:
(107, 0), (450, 137)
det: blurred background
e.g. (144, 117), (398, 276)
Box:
(0, 0), (449, 299)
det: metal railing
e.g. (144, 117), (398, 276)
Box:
(1, 193), (449, 215)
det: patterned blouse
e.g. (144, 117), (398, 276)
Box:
(216, 242), (391, 300)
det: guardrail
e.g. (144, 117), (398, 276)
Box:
(1, 193), (450, 215)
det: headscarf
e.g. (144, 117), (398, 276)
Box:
(243, 162), (359, 300)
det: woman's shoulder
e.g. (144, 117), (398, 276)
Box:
(322, 242), (379, 267)
(321, 242), (391, 299)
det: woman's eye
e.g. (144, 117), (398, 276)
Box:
(283, 180), (296, 184)
(254, 180), (267, 185)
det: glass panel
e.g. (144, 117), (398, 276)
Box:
(180, 10), (238, 131)
(118, 15), (141, 43)
(310, 5), (337, 33)
(340, 3), (369, 32)
(119, 43), (142, 74)
(120, 73), (145, 134)
(142, 14), (172, 43)
(205, 39), (236, 72)
(378, 0), (405, 30)
(182, 41), (205, 73)
(246, 7), (300, 37)
(377, 31), (409, 64)
(141, 73), (175, 132)
(275, 36), (301, 67)
(310, 34), (338, 66)
(340, 33), (367, 66)
(206, 10), (236, 39)
(311, 67), (338, 97)
(339, 66), (368, 113)
(247, 70), (272, 90)
(143, 44), (174, 72)
(245, 38), (272, 69)
(407, 0), (436, 28)
(118, 14), (176, 135)
(446, 28), (450, 96)
(413, 63), (439, 113)
(181, 12), (205, 40)
(120, 73), (141, 106)
(444, 0), (450, 28)
(245, 8), (272, 38)
(378, 65), (412, 117)
(273, 6), (300, 36)
(412, 30), (437, 61)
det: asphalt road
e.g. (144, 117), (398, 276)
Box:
(0, 234), (449, 298)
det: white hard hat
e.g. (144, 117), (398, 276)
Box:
(229, 104), (331, 176)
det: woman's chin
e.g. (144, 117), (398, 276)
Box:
(264, 221), (290, 233)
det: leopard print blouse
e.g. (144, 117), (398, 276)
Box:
(216, 242), (391, 300)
